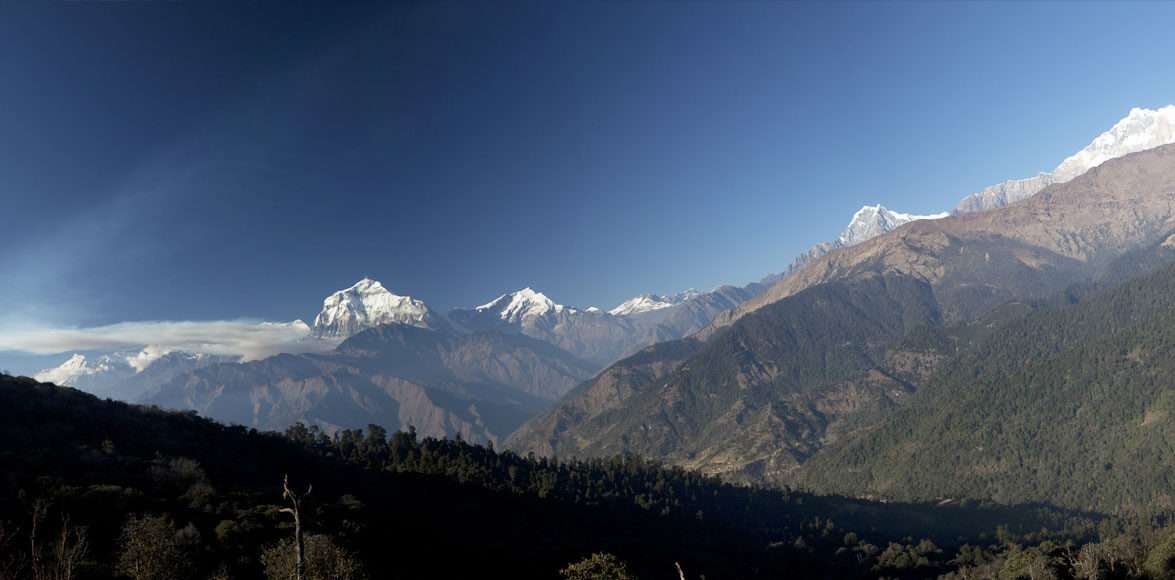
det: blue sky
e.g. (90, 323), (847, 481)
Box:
(3, 1), (1175, 371)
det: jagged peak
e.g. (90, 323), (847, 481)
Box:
(476, 287), (564, 322)
(313, 278), (433, 338)
(837, 204), (947, 247)
(608, 288), (703, 316)
(957, 105), (1175, 214)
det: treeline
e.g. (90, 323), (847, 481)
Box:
(3, 373), (1175, 579)
(286, 421), (1175, 579)
(286, 420), (1099, 545)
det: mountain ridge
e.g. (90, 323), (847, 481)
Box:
(705, 142), (1175, 336)
(796, 241), (1175, 512)
(510, 142), (1175, 486)
(146, 323), (595, 443)
(955, 105), (1175, 214)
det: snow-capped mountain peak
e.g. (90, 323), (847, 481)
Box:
(34, 348), (233, 401)
(837, 205), (948, 247)
(34, 346), (186, 386)
(956, 105), (1175, 213)
(608, 289), (703, 316)
(776, 205), (948, 281)
(313, 278), (434, 338)
(608, 295), (672, 316)
(476, 287), (564, 323)
(1053, 105), (1175, 181)
(35, 353), (101, 385)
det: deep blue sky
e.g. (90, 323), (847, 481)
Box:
(3, 1), (1175, 332)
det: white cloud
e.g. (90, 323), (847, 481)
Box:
(126, 345), (173, 372)
(0, 319), (338, 361)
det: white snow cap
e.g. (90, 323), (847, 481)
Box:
(956, 105), (1175, 213)
(476, 287), (565, 323)
(609, 289), (702, 316)
(33, 347), (182, 385)
(313, 278), (433, 338)
(1054, 106), (1175, 181)
(837, 205), (947, 247)
(34, 353), (99, 385)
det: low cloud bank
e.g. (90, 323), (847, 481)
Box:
(0, 319), (339, 361)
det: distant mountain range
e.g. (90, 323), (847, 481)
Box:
(608, 289), (701, 316)
(145, 324), (595, 444)
(708, 105), (1175, 334)
(34, 350), (234, 401)
(35, 273), (766, 442)
(771, 106), (1175, 288)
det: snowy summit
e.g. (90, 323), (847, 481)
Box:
(837, 205), (948, 247)
(956, 105), (1175, 213)
(475, 288), (567, 324)
(608, 289), (702, 316)
(313, 278), (435, 338)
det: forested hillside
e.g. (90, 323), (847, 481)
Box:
(0, 374), (1143, 579)
(799, 254), (1175, 513)
(509, 272), (948, 482)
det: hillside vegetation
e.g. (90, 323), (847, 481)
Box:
(800, 255), (1175, 514)
(0, 374), (1124, 579)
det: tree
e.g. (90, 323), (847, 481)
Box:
(27, 503), (88, 580)
(0, 522), (24, 580)
(116, 514), (196, 580)
(559, 552), (637, 580)
(1145, 531), (1175, 579)
(261, 535), (365, 580)
(280, 475), (312, 580)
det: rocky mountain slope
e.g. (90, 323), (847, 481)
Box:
(621, 284), (763, 340)
(511, 143), (1175, 484)
(780, 205), (948, 280)
(34, 350), (233, 401)
(708, 143), (1175, 335)
(450, 284), (764, 369)
(772, 107), (1175, 291)
(148, 324), (595, 444)
(508, 272), (946, 481)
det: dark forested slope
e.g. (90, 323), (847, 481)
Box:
(799, 256), (1175, 513)
(0, 375), (1103, 579)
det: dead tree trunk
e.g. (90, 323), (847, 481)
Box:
(29, 502), (45, 580)
(281, 475), (312, 580)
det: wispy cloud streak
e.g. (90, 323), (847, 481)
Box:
(0, 319), (338, 361)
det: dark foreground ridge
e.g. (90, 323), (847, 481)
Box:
(3, 374), (1174, 579)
